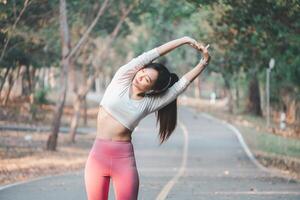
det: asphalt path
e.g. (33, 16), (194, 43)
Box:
(1, 105), (300, 200)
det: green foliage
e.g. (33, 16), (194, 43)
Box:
(197, 0), (300, 111)
(34, 87), (50, 104)
(1, 0), (299, 113)
(0, 0), (60, 69)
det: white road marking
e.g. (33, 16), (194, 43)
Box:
(199, 112), (268, 172)
(195, 191), (300, 195)
(155, 120), (189, 200)
(195, 110), (299, 183)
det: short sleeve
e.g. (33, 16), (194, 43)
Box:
(146, 76), (191, 113)
(109, 47), (160, 88)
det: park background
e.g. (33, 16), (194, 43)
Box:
(0, 0), (299, 187)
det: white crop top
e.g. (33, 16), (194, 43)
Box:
(99, 47), (191, 131)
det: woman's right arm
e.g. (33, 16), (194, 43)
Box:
(157, 36), (201, 56)
(183, 44), (211, 83)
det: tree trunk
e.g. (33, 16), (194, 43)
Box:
(235, 79), (240, 110)
(67, 45), (86, 142)
(296, 101), (300, 124)
(228, 90), (233, 113)
(2, 69), (14, 105)
(69, 95), (83, 142)
(83, 97), (87, 125)
(82, 61), (88, 126)
(31, 67), (36, 93)
(224, 79), (233, 113)
(26, 65), (32, 94)
(286, 99), (296, 124)
(46, 0), (70, 151)
(46, 83), (67, 149)
(246, 75), (262, 116)
(3, 66), (21, 105)
(281, 87), (297, 124)
(0, 67), (10, 98)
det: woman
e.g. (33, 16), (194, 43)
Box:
(84, 36), (210, 200)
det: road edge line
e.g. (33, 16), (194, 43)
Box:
(199, 112), (268, 171)
(196, 111), (299, 183)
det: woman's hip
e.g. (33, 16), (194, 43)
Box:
(85, 138), (137, 177)
(89, 137), (135, 159)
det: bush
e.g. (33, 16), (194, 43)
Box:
(33, 87), (49, 104)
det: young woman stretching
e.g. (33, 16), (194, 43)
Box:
(84, 36), (210, 200)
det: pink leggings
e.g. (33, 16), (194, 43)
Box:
(84, 138), (139, 200)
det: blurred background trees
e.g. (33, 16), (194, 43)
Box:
(1, 0), (299, 150)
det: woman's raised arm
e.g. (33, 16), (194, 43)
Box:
(157, 36), (200, 56)
(183, 44), (211, 83)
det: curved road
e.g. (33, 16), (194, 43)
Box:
(1, 105), (300, 200)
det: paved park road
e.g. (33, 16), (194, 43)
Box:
(1, 105), (300, 200)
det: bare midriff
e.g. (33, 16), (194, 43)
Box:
(96, 105), (133, 142)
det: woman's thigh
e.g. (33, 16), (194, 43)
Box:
(111, 156), (139, 200)
(84, 152), (111, 200)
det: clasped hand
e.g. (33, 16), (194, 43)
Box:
(184, 36), (211, 66)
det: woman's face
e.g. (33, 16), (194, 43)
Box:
(133, 67), (158, 92)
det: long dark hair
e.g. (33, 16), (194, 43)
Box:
(142, 62), (179, 145)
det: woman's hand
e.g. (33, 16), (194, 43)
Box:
(182, 36), (211, 65)
(182, 43), (211, 83)
(199, 44), (211, 66)
(183, 36), (203, 51)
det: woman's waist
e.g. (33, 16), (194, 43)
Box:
(90, 137), (135, 158)
(96, 126), (132, 141)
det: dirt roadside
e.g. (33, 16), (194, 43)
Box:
(0, 130), (95, 186)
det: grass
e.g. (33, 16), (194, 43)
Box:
(239, 126), (300, 159)
(195, 105), (300, 160)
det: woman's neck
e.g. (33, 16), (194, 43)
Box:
(130, 83), (145, 98)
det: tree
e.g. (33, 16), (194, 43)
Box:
(198, 0), (299, 117)
(0, 0), (58, 103)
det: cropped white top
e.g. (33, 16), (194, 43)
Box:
(99, 47), (191, 131)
